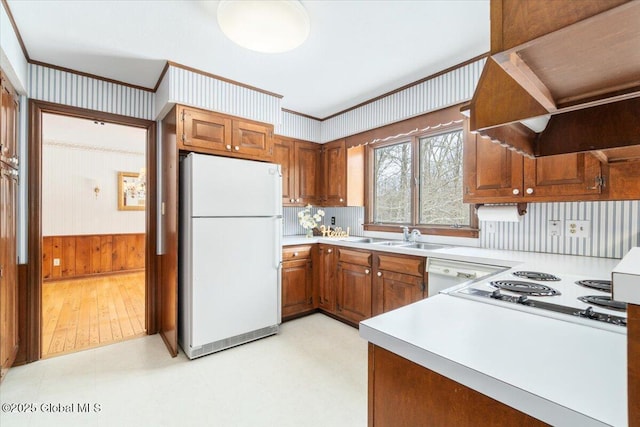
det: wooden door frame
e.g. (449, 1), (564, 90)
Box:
(25, 99), (158, 362)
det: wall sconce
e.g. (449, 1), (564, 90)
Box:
(91, 179), (100, 199)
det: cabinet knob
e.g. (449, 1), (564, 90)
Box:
(293, 252), (298, 257)
(377, 272), (382, 277)
(226, 144), (231, 150)
(512, 189), (520, 195)
(526, 188), (534, 195)
(327, 249), (332, 253)
(339, 198), (344, 202)
(365, 269), (370, 274)
(296, 198), (300, 202)
(290, 198), (294, 203)
(234, 146), (240, 151)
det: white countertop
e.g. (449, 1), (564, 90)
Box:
(283, 235), (627, 426)
(360, 295), (627, 427)
(283, 235), (620, 278)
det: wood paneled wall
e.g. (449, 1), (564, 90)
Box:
(42, 233), (145, 280)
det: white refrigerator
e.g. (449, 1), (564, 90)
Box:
(179, 153), (282, 359)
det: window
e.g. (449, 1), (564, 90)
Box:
(369, 126), (475, 235)
(418, 130), (468, 226)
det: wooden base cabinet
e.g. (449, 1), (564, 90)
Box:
(368, 344), (546, 427)
(335, 249), (372, 324)
(281, 246), (314, 320)
(372, 253), (426, 317)
(317, 244), (336, 313)
(178, 105), (274, 161)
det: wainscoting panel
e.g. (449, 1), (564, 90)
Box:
(479, 201), (640, 259)
(42, 233), (145, 280)
(28, 63), (155, 120)
(284, 206), (364, 237)
(165, 65), (282, 126)
(275, 111), (322, 143)
(320, 58), (485, 142)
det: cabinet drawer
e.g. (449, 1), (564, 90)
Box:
(282, 245), (312, 261)
(376, 253), (425, 277)
(338, 248), (371, 266)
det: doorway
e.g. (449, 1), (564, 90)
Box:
(25, 100), (158, 363)
(40, 113), (147, 357)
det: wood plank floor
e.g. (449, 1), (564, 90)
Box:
(41, 271), (146, 358)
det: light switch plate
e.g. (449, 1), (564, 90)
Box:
(548, 220), (562, 237)
(566, 220), (590, 238)
(485, 221), (496, 234)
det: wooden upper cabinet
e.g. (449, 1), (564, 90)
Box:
(464, 133), (523, 202)
(491, 0), (629, 53)
(233, 118), (273, 160)
(0, 73), (19, 169)
(177, 105), (273, 161)
(295, 141), (321, 206)
(465, 132), (605, 203)
(273, 137), (296, 205)
(322, 139), (347, 206)
(523, 153), (603, 199)
(180, 107), (232, 153)
(318, 140), (364, 207)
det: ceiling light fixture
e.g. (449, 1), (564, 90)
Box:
(217, 0), (310, 54)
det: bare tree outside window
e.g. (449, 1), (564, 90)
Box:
(371, 127), (470, 229)
(419, 130), (468, 226)
(374, 142), (411, 223)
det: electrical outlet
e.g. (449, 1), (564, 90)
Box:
(548, 220), (562, 237)
(566, 220), (591, 238)
(331, 216), (336, 225)
(53, 258), (61, 266)
(484, 221), (496, 234)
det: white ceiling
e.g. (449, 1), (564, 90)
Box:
(7, 0), (490, 119)
(43, 113), (147, 152)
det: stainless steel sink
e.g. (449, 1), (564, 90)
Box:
(371, 240), (409, 246)
(401, 242), (445, 250)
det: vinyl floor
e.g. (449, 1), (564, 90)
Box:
(0, 313), (367, 427)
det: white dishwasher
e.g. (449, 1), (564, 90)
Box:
(427, 258), (507, 297)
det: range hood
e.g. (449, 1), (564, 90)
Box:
(469, 0), (640, 159)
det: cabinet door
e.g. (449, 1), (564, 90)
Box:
(318, 245), (336, 312)
(372, 270), (424, 316)
(336, 262), (372, 323)
(463, 133), (524, 203)
(273, 137), (296, 205)
(281, 258), (313, 319)
(523, 153), (603, 199)
(1, 74), (19, 167)
(232, 119), (274, 160)
(0, 167), (18, 380)
(180, 107), (232, 154)
(295, 141), (321, 205)
(322, 139), (347, 206)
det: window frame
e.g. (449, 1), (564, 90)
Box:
(365, 121), (478, 238)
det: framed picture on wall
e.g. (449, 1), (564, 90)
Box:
(118, 171), (146, 211)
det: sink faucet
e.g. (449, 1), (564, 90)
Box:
(402, 226), (410, 241)
(410, 229), (421, 243)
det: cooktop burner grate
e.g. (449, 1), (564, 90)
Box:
(578, 295), (626, 312)
(490, 280), (561, 296)
(575, 279), (612, 292)
(512, 271), (561, 281)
